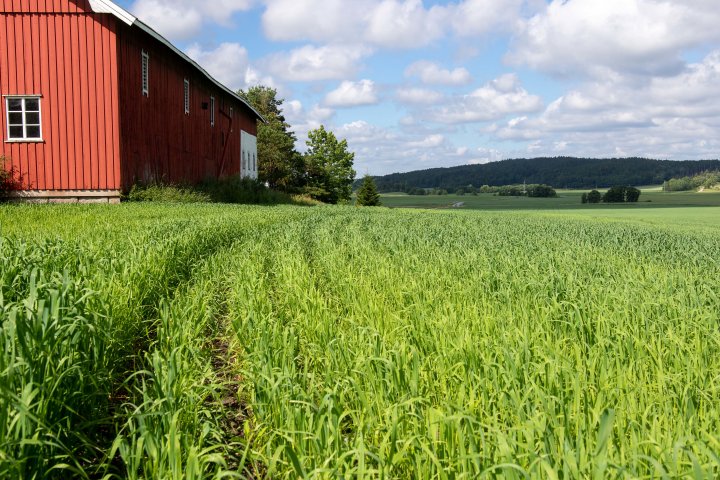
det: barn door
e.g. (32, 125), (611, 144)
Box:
(240, 130), (258, 179)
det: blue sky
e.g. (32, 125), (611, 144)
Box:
(114, 0), (720, 175)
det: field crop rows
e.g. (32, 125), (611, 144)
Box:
(1, 204), (719, 478)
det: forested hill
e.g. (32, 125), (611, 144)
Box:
(369, 157), (720, 192)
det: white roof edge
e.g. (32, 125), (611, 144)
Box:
(88, 0), (135, 25)
(87, 0), (266, 123)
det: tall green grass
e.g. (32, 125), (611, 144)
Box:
(224, 210), (720, 478)
(1, 204), (719, 478)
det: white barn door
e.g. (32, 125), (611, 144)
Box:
(241, 130), (258, 180)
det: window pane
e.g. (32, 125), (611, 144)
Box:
(9, 126), (23, 138)
(7, 98), (22, 111)
(24, 98), (40, 111)
(26, 126), (41, 138)
(8, 112), (23, 125)
(26, 112), (40, 125)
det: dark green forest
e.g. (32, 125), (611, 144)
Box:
(364, 157), (720, 192)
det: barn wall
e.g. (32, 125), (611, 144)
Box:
(116, 22), (258, 192)
(0, 0), (121, 191)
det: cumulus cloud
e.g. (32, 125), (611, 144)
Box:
(395, 87), (444, 105)
(449, 0), (525, 37)
(130, 0), (254, 40)
(325, 80), (379, 107)
(494, 51), (720, 159)
(261, 0), (373, 44)
(508, 0), (720, 77)
(261, 0), (525, 48)
(366, 0), (447, 48)
(408, 134), (445, 148)
(185, 43), (273, 91)
(405, 61), (472, 85)
(425, 74), (543, 124)
(261, 45), (372, 82)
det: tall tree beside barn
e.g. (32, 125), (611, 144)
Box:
(239, 86), (303, 191)
(304, 126), (356, 204)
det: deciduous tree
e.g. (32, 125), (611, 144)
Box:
(238, 86), (303, 192)
(303, 126), (356, 204)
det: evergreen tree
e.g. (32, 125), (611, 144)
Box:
(303, 126), (356, 204)
(238, 86), (303, 192)
(356, 175), (381, 206)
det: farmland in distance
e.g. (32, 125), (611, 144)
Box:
(1, 203), (719, 478)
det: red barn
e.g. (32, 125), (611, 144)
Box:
(0, 0), (263, 203)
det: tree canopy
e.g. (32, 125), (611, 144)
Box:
(238, 86), (303, 191)
(303, 126), (356, 204)
(364, 157), (720, 193)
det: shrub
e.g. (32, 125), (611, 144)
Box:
(581, 193), (588, 204)
(587, 190), (602, 203)
(625, 186), (641, 203)
(127, 183), (211, 203)
(603, 186), (627, 203)
(526, 184), (557, 198)
(127, 176), (304, 205)
(0, 155), (21, 196)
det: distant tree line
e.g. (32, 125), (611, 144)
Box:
(239, 86), (355, 204)
(662, 170), (720, 192)
(582, 186), (641, 204)
(393, 183), (556, 197)
(363, 157), (720, 193)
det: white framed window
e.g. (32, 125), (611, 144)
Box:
(253, 153), (256, 172)
(5, 96), (42, 141)
(141, 50), (149, 97)
(210, 96), (215, 126)
(184, 79), (190, 114)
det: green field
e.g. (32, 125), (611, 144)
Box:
(379, 188), (720, 210)
(1, 203), (720, 478)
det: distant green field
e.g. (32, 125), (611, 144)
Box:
(380, 188), (720, 210)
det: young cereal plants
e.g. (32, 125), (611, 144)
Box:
(2, 204), (720, 478)
(225, 209), (720, 479)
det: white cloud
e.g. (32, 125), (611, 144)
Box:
(405, 61), (472, 85)
(261, 0), (526, 48)
(495, 51), (720, 159)
(130, 0), (254, 40)
(261, 45), (372, 82)
(261, 0), (374, 43)
(450, 0), (525, 37)
(366, 0), (447, 48)
(408, 134), (445, 148)
(396, 87), (444, 105)
(508, 0), (720, 77)
(468, 148), (503, 165)
(185, 43), (272, 91)
(426, 74), (544, 123)
(325, 80), (379, 107)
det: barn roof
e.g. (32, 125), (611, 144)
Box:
(87, 0), (265, 122)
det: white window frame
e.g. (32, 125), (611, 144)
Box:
(184, 79), (190, 114)
(141, 50), (149, 97)
(4, 95), (43, 142)
(210, 96), (215, 126)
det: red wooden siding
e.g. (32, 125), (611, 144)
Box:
(116, 22), (257, 191)
(0, 0), (121, 191)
